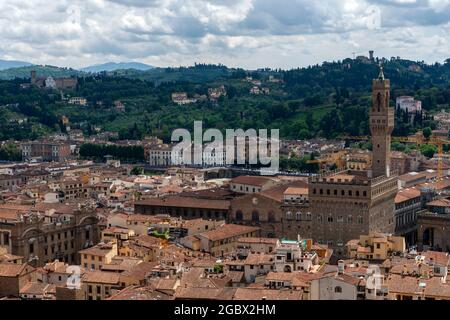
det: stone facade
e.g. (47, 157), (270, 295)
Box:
(417, 210), (450, 252)
(0, 263), (36, 298)
(0, 208), (99, 267)
(308, 170), (398, 255)
(281, 199), (312, 240)
(230, 192), (282, 238)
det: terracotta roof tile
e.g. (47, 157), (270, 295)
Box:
(199, 224), (260, 241)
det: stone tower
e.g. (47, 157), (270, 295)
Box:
(370, 66), (394, 178)
(30, 70), (37, 85)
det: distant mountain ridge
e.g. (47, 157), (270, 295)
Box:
(80, 62), (154, 73)
(0, 59), (33, 71)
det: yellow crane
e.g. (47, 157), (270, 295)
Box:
(339, 134), (450, 178)
(306, 150), (347, 172)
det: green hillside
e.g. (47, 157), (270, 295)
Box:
(0, 65), (83, 80)
(0, 57), (449, 143)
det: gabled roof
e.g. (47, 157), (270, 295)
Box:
(108, 285), (174, 300)
(0, 263), (32, 277)
(233, 288), (303, 300)
(198, 224), (260, 241)
(135, 196), (230, 210)
(82, 271), (121, 284)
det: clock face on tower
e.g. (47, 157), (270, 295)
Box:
(252, 197), (258, 205)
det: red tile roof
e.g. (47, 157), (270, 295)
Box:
(198, 224), (260, 241)
(135, 196), (230, 210)
(230, 176), (277, 186)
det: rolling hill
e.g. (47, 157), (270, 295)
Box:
(0, 59), (33, 71)
(80, 62), (154, 73)
(0, 65), (83, 80)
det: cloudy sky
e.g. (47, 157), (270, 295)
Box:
(0, 0), (449, 69)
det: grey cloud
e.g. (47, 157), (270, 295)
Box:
(0, 0), (449, 69)
(106, 0), (161, 7)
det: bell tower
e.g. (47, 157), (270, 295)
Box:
(370, 66), (394, 178)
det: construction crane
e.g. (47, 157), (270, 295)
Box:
(306, 150), (347, 172)
(339, 134), (450, 178)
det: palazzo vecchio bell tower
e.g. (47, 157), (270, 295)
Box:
(370, 65), (394, 178)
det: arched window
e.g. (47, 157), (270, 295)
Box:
(327, 215), (333, 223)
(377, 92), (382, 112)
(296, 212), (302, 221)
(235, 210), (243, 222)
(335, 286), (342, 293)
(357, 216), (363, 224)
(252, 210), (260, 222)
(317, 214), (323, 222)
(268, 211), (276, 223)
(347, 215), (353, 224)
(286, 211), (292, 220)
(306, 212), (312, 221)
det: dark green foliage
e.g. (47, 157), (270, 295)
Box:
(420, 144), (438, 158)
(130, 166), (144, 175)
(1, 59), (450, 143)
(0, 142), (21, 161)
(279, 155), (319, 173)
(79, 143), (145, 162)
(423, 127), (432, 139)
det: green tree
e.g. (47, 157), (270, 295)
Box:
(420, 144), (437, 158)
(131, 166), (144, 175)
(423, 127), (432, 140)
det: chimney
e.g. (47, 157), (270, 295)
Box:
(338, 260), (345, 274)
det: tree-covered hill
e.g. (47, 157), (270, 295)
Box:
(0, 57), (449, 143)
(0, 65), (82, 80)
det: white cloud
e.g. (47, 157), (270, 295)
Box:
(0, 0), (449, 69)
